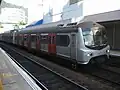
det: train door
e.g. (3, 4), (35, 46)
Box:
(13, 31), (15, 44)
(30, 34), (37, 49)
(19, 34), (24, 46)
(36, 33), (40, 50)
(28, 34), (31, 50)
(70, 33), (77, 60)
(18, 34), (21, 45)
(17, 34), (19, 45)
(24, 34), (28, 47)
(48, 33), (56, 54)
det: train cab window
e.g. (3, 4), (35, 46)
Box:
(56, 35), (70, 47)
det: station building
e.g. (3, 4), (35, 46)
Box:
(1, 0), (120, 50)
(0, 0), (28, 32)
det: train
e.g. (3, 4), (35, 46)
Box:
(0, 21), (110, 68)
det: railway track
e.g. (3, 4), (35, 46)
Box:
(105, 56), (120, 68)
(0, 43), (87, 90)
(84, 64), (120, 88)
(1, 42), (120, 89)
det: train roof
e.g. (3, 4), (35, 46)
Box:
(77, 21), (103, 28)
(19, 26), (78, 34)
(18, 21), (103, 34)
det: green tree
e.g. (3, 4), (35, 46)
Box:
(13, 24), (19, 29)
(0, 24), (3, 28)
(19, 21), (26, 25)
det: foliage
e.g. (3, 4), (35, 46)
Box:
(13, 21), (27, 29)
(13, 24), (19, 29)
(0, 24), (3, 28)
(19, 21), (26, 25)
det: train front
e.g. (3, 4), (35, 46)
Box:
(78, 22), (110, 64)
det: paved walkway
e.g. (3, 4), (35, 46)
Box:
(110, 50), (120, 56)
(0, 48), (42, 90)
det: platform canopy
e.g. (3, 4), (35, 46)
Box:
(82, 10), (120, 23)
(26, 19), (43, 28)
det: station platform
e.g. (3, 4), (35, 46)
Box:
(110, 50), (120, 56)
(0, 48), (42, 90)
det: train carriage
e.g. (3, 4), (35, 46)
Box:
(17, 21), (110, 64)
(1, 21), (110, 66)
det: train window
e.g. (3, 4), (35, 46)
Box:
(31, 35), (36, 42)
(41, 35), (48, 44)
(19, 35), (22, 40)
(24, 36), (27, 41)
(56, 35), (70, 47)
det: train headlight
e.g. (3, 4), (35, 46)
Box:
(87, 53), (93, 56)
(106, 50), (110, 53)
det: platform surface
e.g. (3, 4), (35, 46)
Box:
(110, 50), (120, 56)
(0, 48), (42, 90)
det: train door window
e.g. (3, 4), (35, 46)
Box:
(48, 36), (51, 44)
(56, 35), (70, 47)
(52, 36), (55, 44)
(41, 34), (48, 44)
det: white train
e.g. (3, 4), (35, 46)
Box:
(0, 21), (110, 68)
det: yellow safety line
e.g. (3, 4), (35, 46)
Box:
(0, 73), (17, 90)
(0, 74), (3, 90)
(0, 80), (3, 90)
